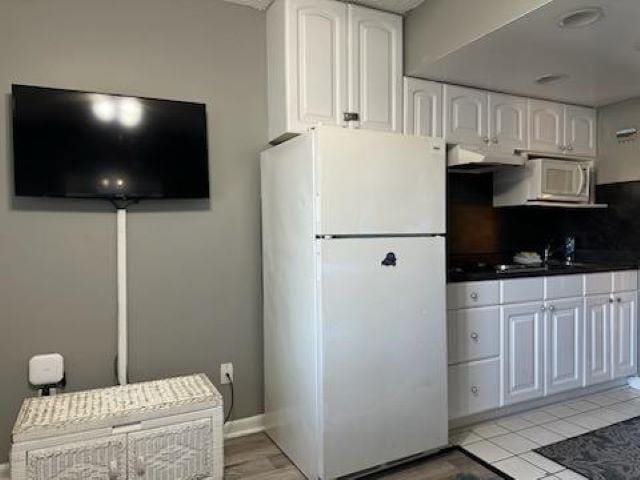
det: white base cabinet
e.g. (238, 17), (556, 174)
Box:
(10, 375), (223, 480)
(612, 291), (638, 378)
(545, 297), (584, 395)
(448, 270), (638, 420)
(502, 301), (545, 405)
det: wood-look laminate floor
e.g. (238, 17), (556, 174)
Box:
(224, 433), (504, 480)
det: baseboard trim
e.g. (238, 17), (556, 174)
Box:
(0, 462), (9, 479)
(223, 413), (265, 439)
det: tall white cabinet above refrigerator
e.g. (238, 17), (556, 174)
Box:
(261, 126), (447, 479)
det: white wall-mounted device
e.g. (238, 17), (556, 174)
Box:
(29, 353), (65, 388)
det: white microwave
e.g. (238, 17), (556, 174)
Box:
(528, 158), (591, 202)
(494, 158), (593, 206)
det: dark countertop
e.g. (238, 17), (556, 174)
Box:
(448, 261), (639, 283)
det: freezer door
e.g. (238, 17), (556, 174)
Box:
(315, 127), (445, 235)
(319, 236), (447, 478)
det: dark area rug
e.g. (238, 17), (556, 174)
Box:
(535, 416), (640, 480)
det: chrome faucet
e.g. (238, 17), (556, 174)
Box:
(544, 236), (576, 265)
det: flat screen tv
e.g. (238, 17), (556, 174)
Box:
(12, 85), (209, 199)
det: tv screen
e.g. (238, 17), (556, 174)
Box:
(12, 85), (209, 199)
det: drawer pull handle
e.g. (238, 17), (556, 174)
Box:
(540, 305), (546, 311)
(470, 332), (479, 341)
(136, 456), (146, 476)
(471, 386), (479, 396)
(470, 292), (479, 300)
(617, 297), (622, 303)
(609, 297), (614, 303)
(548, 305), (555, 312)
(108, 461), (119, 480)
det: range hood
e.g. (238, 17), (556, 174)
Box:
(447, 144), (525, 172)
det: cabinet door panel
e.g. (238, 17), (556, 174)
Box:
(565, 105), (596, 156)
(488, 93), (527, 152)
(612, 291), (638, 379)
(444, 85), (487, 146)
(127, 419), (217, 480)
(502, 302), (545, 405)
(288, 0), (348, 132)
(528, 100), (564, 152)
(27, 435), (126, 480)
(546, 298), (583, 395)
(585, 295), (612, 385)
(403, 77), (442, 137)
(348, 5), (402, 132)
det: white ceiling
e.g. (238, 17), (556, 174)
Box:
(221, 0), (426, 14)
(410, 0), (640, 107)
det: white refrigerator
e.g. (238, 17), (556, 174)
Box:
(261, 126), (447, 479)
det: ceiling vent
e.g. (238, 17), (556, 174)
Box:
(557, 7), (605, 29)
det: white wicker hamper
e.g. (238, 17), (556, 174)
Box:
(10, 374), (223, 480)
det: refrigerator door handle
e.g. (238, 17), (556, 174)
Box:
(381, 252), (397, 267)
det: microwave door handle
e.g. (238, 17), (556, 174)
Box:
(576, 166), (586, 195)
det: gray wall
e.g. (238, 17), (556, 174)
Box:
(0, 0), (267, 462)
(597, 97), (640, 184)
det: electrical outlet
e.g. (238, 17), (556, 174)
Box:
(220, 362), (234, 384)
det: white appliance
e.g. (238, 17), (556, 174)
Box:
(261, 126), (447, 480)
(494, 157), (593, 207)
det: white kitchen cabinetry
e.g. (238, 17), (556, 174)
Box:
(612, 291), (638, 379)
(443, 85), (488, 147)
(528, 99), (564, 153)
(502, 301), (545, 405)
(267, 0), (402, 143)
(528, 100), (596, 156)
(11, 375), (223, 480)
(448, 270), (638, 420)
(403, 77), (442, 138)
(348, 5), (402, 133)
(565, 105), (596, 156)
(584, 294), (612, 386)
(449, 358), (500, 420)
(444, 86), (527, 153)
(545, 297), (584, 395)
(488, 93), (528, 152)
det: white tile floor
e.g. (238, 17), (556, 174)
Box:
(450, 385), (640, 480)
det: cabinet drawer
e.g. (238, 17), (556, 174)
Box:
(448, 358), (500, 419)
(448, 281), (499, 309)
(545, 274), (583, 300)
(613, 270), (638, 292)
(584, 272), (612, 295)
(447, 307), (500, 364)
(501, 277), (544, 304)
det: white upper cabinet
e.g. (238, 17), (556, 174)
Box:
(528, 99), (564, 153)
(528, 100), (596, 156)
(403, 77), (442, 138)
(443, 85), (488, 146)
(488, 93), (527, 152)
(565, 105), (596, 156)
(266, 0), (401, 143)
(348, 5), (402, 133)
(443, 87), (526, 153)
(267, 0), (348, 143)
